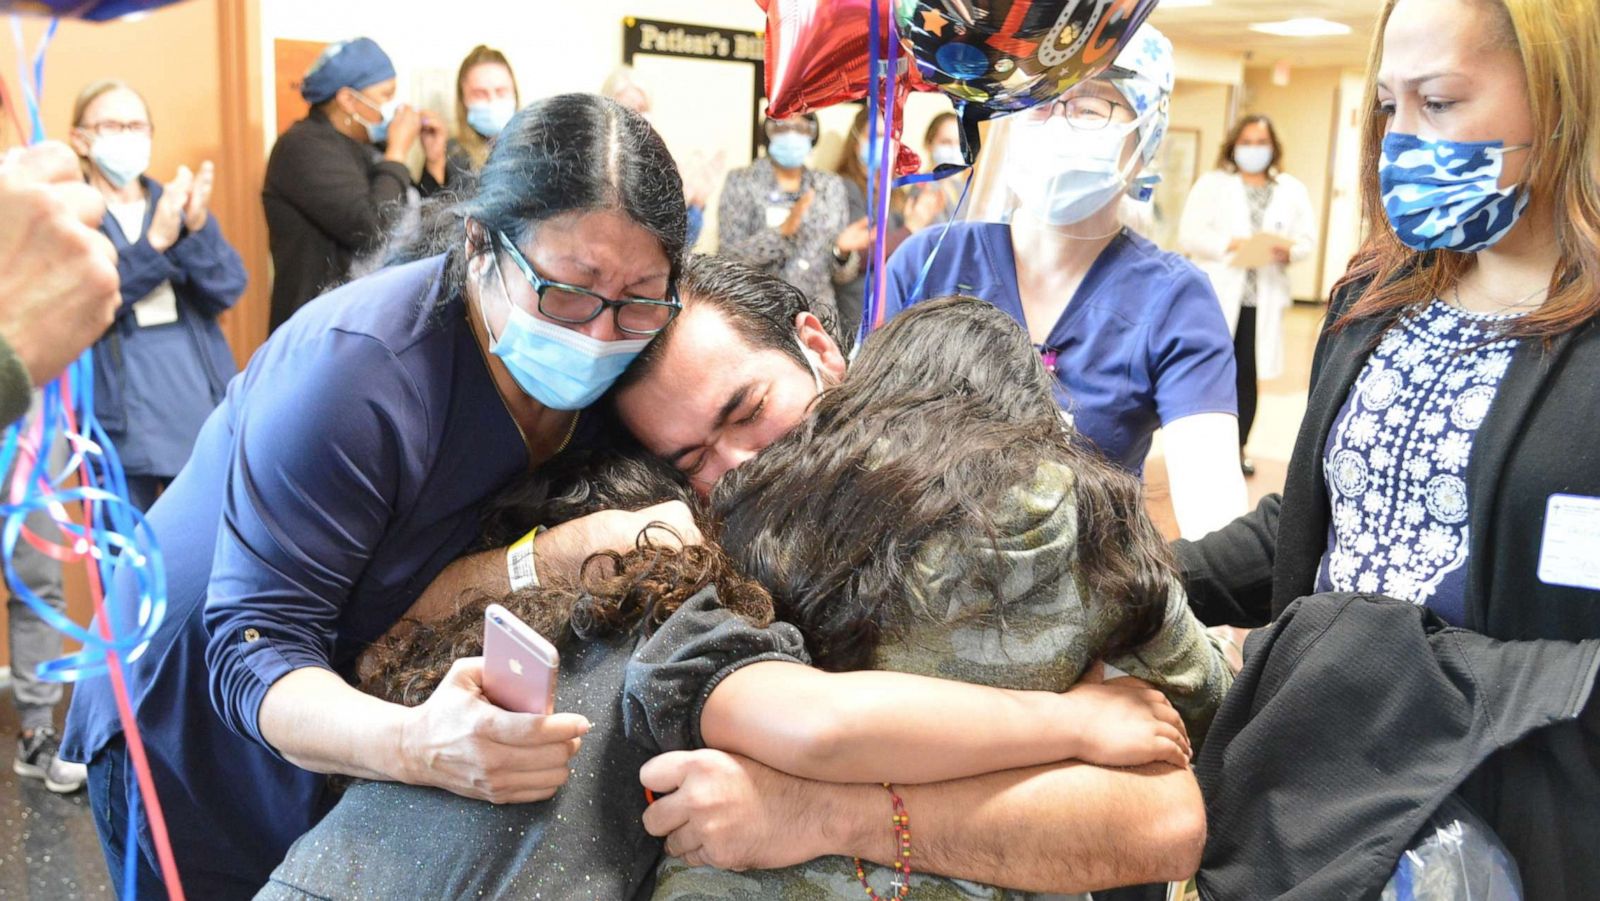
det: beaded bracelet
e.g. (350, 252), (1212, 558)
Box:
(854, 783), (912, 900)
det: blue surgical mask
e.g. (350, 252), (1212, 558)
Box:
(466, 99), (516, 138)
(90, 133), (151, 189)
(767, 132), (813, 169)
(1005, 112), (1153, 226)
(355, 90), (398, 144)
(483, 258), (651, 410)
(1232, 144), (1274, 175)
(930, 144), (967, 170)
(1379, 132), (1530, 253)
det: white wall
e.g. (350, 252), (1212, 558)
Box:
(1242, 65), (1344, 300)
(257, 4), (1266, 260)
(1172, 43), (1245, 86)
(1322, 69), (1370, 298)
(260, 0), (765, 133)
(258, 0), (971, 250)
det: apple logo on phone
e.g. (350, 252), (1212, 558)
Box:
(509, 658), (523, 676)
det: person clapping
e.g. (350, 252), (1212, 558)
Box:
(69, 80), (246, 511)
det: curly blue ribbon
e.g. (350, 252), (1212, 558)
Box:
(0, 350), (168, 681)
(8, 14), (57, 142)
(0, 354), (168, 901)
(6, 20), (168, 899)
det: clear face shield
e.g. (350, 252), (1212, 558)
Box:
(959, 70), (1166, 228)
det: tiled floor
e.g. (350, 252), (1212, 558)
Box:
(0, 683), (112, 901)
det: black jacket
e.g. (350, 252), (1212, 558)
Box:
(1179, 279), (1600, 636)
(417, 137), (475, 200)
(261, 110), (412, 331)
(1178, 280), (1600, 897)
(1194, 593), (1599, 900)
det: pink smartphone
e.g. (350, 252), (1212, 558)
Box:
(482, 604), (559, 715)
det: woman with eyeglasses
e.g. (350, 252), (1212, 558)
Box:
(884, 26), (1248, 540)
(62, 94), (692, 900)
(1, 80), (226, 803)
(263, 37), (434, 331)
(717, 113), (871, 328)
(68, 80), (247, 511)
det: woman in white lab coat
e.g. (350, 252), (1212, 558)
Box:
(1180, 115), (1316, 471)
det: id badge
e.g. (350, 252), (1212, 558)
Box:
(132, 282), (179, 328)
(1537, 494), (1600, 591)
(765, 189), (800, 230)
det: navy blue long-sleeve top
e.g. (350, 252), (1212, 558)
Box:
(63, 256), (559, 891)
(94, 175), (246, 478)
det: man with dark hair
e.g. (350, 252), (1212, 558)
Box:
(358, 253), (1200, 895)
(614, 255), (849, 496)
(609, 256), (1205, 894)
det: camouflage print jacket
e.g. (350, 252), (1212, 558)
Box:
(633, 461), (1233, 901)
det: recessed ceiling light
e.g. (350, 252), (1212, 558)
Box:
(1248, 17), (1353, 37)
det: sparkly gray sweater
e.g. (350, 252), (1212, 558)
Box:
(255, 595), (807, 901)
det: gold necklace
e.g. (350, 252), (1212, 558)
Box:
(1451, 281), (1547, 313)
(554, 408), (580, 454)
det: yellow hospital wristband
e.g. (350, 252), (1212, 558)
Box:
(506, 526), (543, 592)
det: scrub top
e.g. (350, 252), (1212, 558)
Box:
(883, 222), (1237, 474)
(62, 255), (576, 894)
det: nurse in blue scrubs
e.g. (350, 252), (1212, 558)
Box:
(885, 26), (1248, 538)
(63, 94), (692, 899)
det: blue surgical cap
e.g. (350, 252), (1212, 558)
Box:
(300, 37), (396, 104)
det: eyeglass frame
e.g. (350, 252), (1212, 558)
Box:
(1027, 94), (1135, 132)
(763, 116), (819, 141)
(76, 119), (153, 137)
(492, 230), (681, 336)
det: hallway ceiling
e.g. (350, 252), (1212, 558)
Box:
(1150, 0), (1389, 69)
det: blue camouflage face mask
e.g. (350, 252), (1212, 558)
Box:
(1379, 132), (1531, 253)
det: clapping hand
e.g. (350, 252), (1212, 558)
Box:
(833, 217), (872, 255)
(147, 165), (193, 252)
(184, 161), (214, 233)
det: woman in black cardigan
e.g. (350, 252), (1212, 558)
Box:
(262, 37), (423, 331)
(1178, 0), (1600, 895)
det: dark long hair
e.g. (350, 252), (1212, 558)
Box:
(712, 297), (1174, 671)
(380, 93), (687, 307)
(366, 298), (1174, 696)
(361, 448), (775, 707)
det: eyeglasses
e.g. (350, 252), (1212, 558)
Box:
(764, 119), (816, 139)
(494, 231), (680, 336)
(78, 120), (152, 137)
(1023, 95), (1131, 132)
